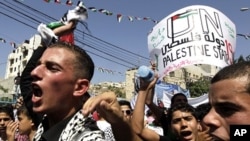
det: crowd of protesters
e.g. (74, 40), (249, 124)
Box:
(2, 60), (250, 141)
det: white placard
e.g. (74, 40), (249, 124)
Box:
(148, 5), (236, 79)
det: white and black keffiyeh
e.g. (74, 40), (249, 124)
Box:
(33, 111), (105, 141)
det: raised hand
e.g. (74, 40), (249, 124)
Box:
(6, 121), (18, 141)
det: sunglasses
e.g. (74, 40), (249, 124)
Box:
(122, 110), (132, 115)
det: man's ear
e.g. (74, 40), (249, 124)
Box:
(197, 121), (202, 131)
(73, 79), (89, 96)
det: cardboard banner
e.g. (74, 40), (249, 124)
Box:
(148, 5), (236, 79)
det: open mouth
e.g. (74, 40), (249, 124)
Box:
(180, 130), (192, 137)
(32, 83), (42, 97)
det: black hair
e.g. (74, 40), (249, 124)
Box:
(167, 103), (197, 125)
(49, 42), (95, 81)
(195, 103), (211, 121)
(118, 100), (132, 110)
(170, 93), (187, 107)
(16, 105), (40, 128)
(0, 104), (14, 120)
(211, 61), (250, 93)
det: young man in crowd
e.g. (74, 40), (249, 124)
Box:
(16, 106), (37, 141)
(131, 74), (172, 141)
(203, 61), (250, 141)
(0, 105), (15, 141)
(131, 65), (213, 141)
(20, 4), (140, 140)
(19, 1), (143, 140)
(20, 1), (89, 131)
(21, 41), (140, 141)
(22, 41), (104, 140)
(144, 62), (189, 139)
(167, 103), (202, 141)
(118, 100), (133, 121)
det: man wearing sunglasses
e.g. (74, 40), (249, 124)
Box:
(118, 100), (133, 121)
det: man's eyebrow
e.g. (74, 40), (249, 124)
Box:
(214, 102), (241, 108)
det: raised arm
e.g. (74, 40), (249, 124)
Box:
(82, 91), (142, 141)
(131, 75), (162, 141)
(145, 84), (164, 121)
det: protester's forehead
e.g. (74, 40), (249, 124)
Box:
(43, 48), (74, 60)
(0, 112), (11, 118)
(209, 78), (250, 103)
(120, 105), (131, 110)
(172, 110), (193, 118)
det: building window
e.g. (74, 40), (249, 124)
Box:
(9, 68), (13, 73)
(10, 59), (14, 66)
(23, 49), (28, 58)
(169, 71), (175, 77)
(22, 60), (27, 66)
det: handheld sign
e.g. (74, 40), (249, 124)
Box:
(148, 5), (236, 79)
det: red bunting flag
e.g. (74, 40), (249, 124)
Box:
(10, 42), (17, 48)
(54, 0), (60, 3)
(117, 14), (122, 23)
(66, 0), (73, 5)
(41, 0), (158, 23)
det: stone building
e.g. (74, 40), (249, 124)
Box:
(0, 35), (41, 103)
(5, 35), (41, 79)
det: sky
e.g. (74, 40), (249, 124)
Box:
(0, 0), (250, 84)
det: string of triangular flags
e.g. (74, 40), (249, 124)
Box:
(0, 37), (124, 75)
(42, 0), (159, 23)
(0, 37), (17, 48)
(96, 67), (124, 76)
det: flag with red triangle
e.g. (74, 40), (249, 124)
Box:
(10, 42), (17, 48)
(66, 0), (73, 5)
(54, 0), (60, 3)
